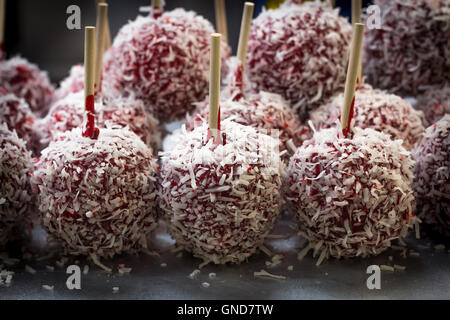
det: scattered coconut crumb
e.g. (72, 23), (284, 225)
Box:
(202, 282), (210, 288)
(36, 252), (55, 262)
(46, 265), (55, 272)
(198, 260), (210, 269)
(176, 252), (183, 258)
(297, 244), (312, 261)
(409, 251), (420, 257)
(208, 273), (216, 279)
(434, 244), (445, 251)
(112, 287), (119, 293)
(388, 256), (393, 262)
(287, 265), (294, 271)
(25, 265), (36, 275)
(394, 264), (406, 271)
(265, 254), (284, 268)
(42, 285), (54, 291)
(189, 269), (201, 280)
(254, 269), (286, 280)
(266, 234), (289, 239)
(143, 249), (160, 257)
(380, 265), (395, 272)
(0, 255), (20, 266)
(259, 245), (273, 258)
(160, 263), (167, 268)
(83, 265), (89, 275)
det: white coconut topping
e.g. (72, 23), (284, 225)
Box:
(0, 124), (33, 248)
(310, 87), (425, 150)
(104, 8), (230, 122)
(0, 56), (54, 116)
(159, 119), (283, 264)
(31, 127), (159, 260)
(413, 115), (449, 236)
(40, 91), (161, 153)
(363, 0), (450, 96)
(285, 126), (418, 262)
(247, 1), (352, 120)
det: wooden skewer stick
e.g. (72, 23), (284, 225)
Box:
(214, 0), (228, 44)
(330, 0), (336, 8)
(237, 2), (254, 68)
(94, 3), (108, 92)
(341, 23), (364, 137)
(0, 0), (5, 59)
(96, 0), (111, 50)
(83, 26), (98, 139)
(209, 33), (222, 140)
(352, 0), (363, 82)
(151, 0), (162, 10)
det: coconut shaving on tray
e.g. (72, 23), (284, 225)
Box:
(284, 125), (419, 265)
(246, 0), (352, 120)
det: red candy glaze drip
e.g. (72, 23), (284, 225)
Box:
(82, 94), (99, 139)
(343, 96), (355, 138)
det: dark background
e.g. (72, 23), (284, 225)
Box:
(2, 0), (371, 83)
